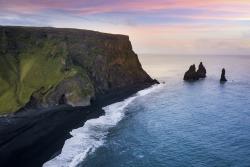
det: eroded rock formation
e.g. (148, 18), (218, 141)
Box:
(184, 62), (207, 81)
(197, 62), (206, 78)
(183, 64), (198, 81)
(220, 68), (227, 82)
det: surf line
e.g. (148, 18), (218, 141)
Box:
(43, 84), (164, 167)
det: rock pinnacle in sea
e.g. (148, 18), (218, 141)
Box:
(220, 68), (227, 82)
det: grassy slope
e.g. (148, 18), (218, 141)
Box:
(0, 36), (90, 114)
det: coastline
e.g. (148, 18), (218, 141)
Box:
(0, 82), (155, 167)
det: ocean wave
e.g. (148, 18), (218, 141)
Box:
(43, 84), (164, 167)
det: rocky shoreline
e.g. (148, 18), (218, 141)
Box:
(0, 82), (156, 167)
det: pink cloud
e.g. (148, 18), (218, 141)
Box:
(1, 0), (250, 17)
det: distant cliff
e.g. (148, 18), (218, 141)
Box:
(0, 26), (156, 114)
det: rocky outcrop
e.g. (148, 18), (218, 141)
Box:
(183, 64), (198, 81)
(220, 68), (227, 82)
(183, 62), (207, 81)
(0, 26), (157, 114)
(197, 62), (206, 78)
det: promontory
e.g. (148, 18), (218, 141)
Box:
(0, 26), (157, 115)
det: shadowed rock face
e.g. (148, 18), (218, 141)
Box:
(220, 68), (227, 82)
(183, 62), (207, 81)
(197, 62), (206, 78)
(184, 64), (199, 81)
(0, 26), (156, 114)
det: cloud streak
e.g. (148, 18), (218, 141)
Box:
(1, 0), (250, 17)
(0, 0), (250, 55)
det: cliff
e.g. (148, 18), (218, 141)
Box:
(0, 26), (155, 115)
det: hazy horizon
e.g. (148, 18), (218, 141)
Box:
(138, 53), (250, 78)
(1, 0), (250, 55)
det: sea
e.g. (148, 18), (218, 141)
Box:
(44, 54), (250, 167)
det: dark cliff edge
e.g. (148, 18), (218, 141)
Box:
(0, 26), (158, 167)
(0, 26), (156, 115)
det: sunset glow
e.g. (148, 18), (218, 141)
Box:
(1, 0), (250, 55)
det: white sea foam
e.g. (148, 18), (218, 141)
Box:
(43, 84), (164, 167)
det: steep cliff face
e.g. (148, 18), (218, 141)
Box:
(0, 26), (155, 114)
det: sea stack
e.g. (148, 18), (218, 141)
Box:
(197, 62), (206, 78)
(220, 68), (227, 82)
(183, 64), (199, 81)
(183, 62), (207, 81)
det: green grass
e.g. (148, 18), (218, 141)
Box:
(0, 37), (93, 114)
(0, 54), (20, 113)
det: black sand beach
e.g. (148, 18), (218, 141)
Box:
(0, 83), (153, 167)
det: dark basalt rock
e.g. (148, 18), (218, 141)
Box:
(197, 62), (206, 78)
(152, 79), (160, 84)
(220, 68), (227, 82)
(183, 64), (199, 81)
(184, 62), (207, 81)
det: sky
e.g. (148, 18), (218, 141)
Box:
(0, 0), (250, 55)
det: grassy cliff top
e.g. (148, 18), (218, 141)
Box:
(0, 25), (130, 40)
